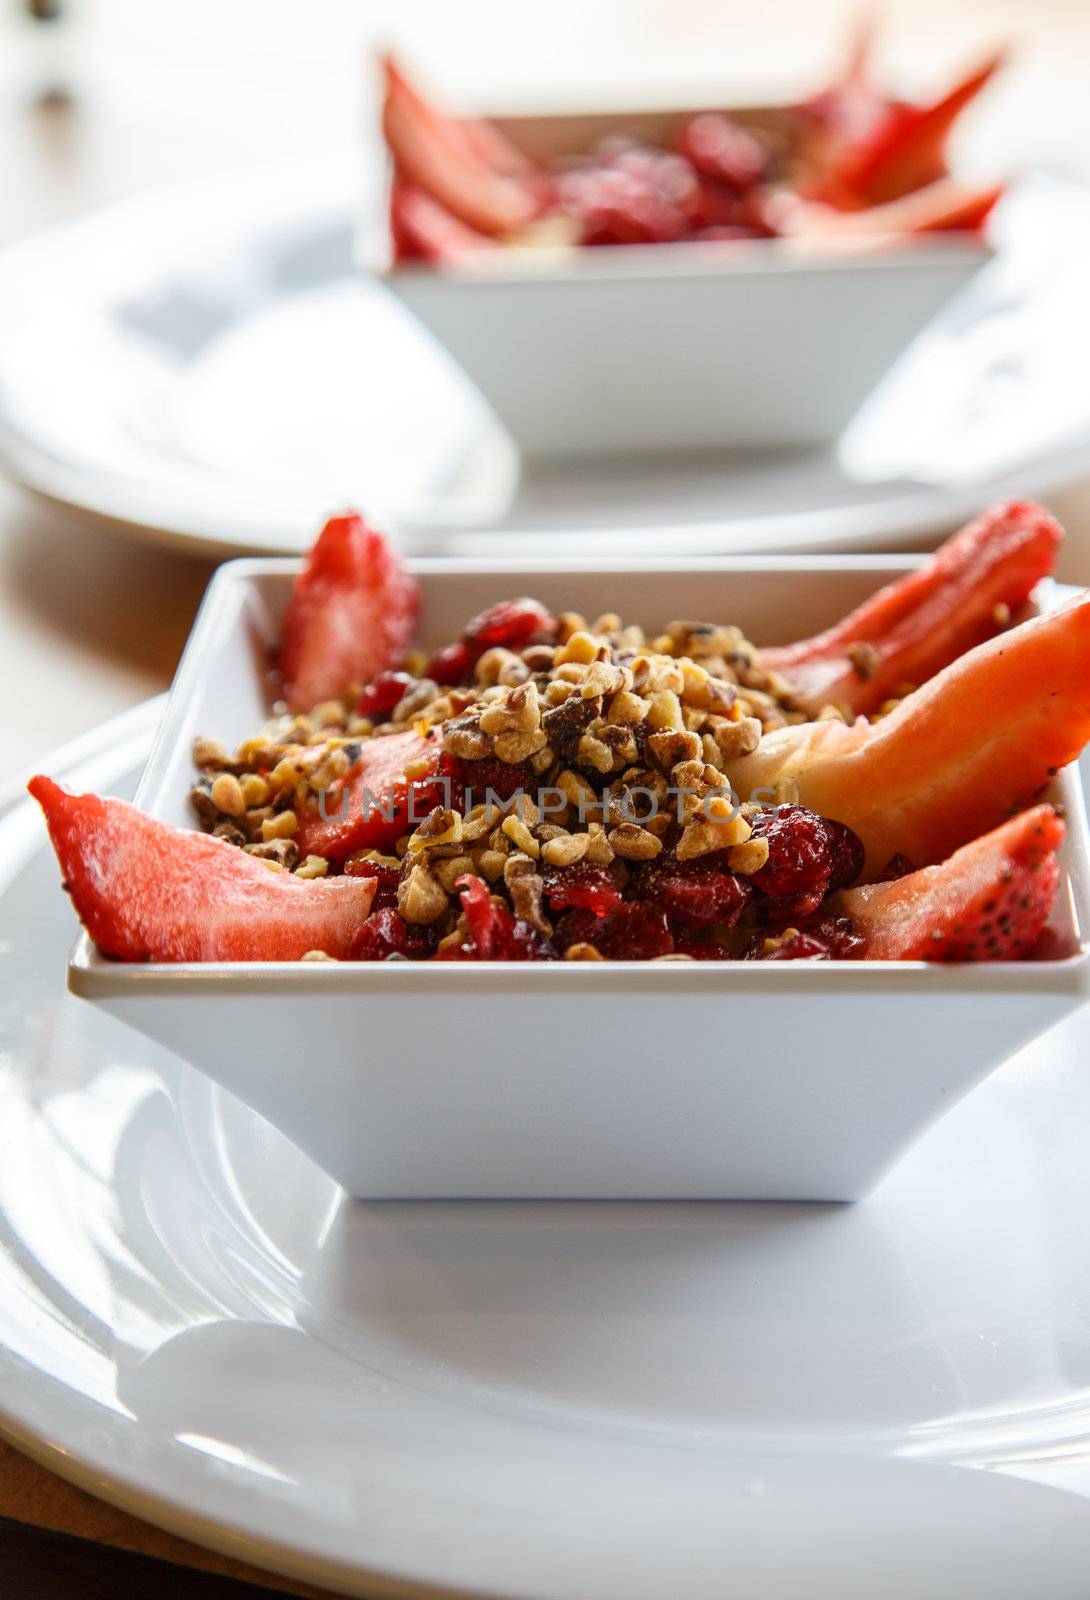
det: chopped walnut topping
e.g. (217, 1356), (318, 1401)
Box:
(398, 862), (448, 925)
(727, 836), (770, 875)
(712, 715), (763, 760)
(564, 942), (604, 960)
(608, 822), (663, 861)
(577, 732), (615, 774)
(245, 838), (299, 870)
(503, 854), (553, 936)
(190, 585), (837, 962)
(478, 681), (541, 735)
(847, 641), (881, 681)
(542, 831), (589, 867)
(647, 728), (703, 771)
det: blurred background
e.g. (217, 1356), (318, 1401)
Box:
(3, 0), (1090, 782)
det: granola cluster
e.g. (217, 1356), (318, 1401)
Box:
(190, 602), (841, 959)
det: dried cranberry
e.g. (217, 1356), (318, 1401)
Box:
(630, 851), (752, 927)
(458, 757), (533, 805)
(748, 804), (834, 897)
(674, 934), (735, 960)
(348, 908), (432, 961)
(757, 931), (835, 961)
(560, 164), (691, 247)
(608, 143), (701, 217)
(744, 914), (865, 962)
(747, 804), (864, 909)
(751, 886), (828, 926)
(444, 873), (549, 961)
(463, 598), (556, 656)
(427, 641), (472, 685)
(543, 863), (623, 917)
(689, 182), (777, 236)
(357, 670), (415, 719)
(343, 855), (399, 909)
(676, 113), (769, 194)
(555, 900), (673, 960)
(825, 819), (865, 891)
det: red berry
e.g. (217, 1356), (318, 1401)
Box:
(752, 886), (828, 926)
(630, 851), (752, 927)
(688, 183), (777, 235)
(342, 855), (400, 908)
(457, 757), (534, 805)
(443, 873), (549, 961)
(463, 598), (556, 655)
(555, 900), (673, 960)
(745, 914), (866, 962)
(357, 670), (415, 719)
(826, 818), (865, 891)
(676, 113), (769, 194)
(609, 143), (701, 215)
(674, 934), (735, 960)
(348, 907), (433, 961)
(747, 804), (864, 904)
(427, 641), (472, 685)
(543, 863), (623, 917)
(560, 163), (691, 246)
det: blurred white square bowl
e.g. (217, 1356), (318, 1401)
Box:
(364, 104), (993, 460)
(69, 553), (1089, 1201)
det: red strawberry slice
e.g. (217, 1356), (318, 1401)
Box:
(759, 501), (1061, 715)
(840, 805), (1064, 960)
(294, 728), (448, 861)
(778, 175), (1003, 238)
(29, 776), (376, 962)
(390, 177), (495, 264)
(837, 50), (1007, 207)
(278, 512), (420, 714)
(381, 55), (545, 239)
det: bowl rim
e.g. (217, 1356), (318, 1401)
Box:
(65, 553), (1090, 995)
(368, 229), (994, 288)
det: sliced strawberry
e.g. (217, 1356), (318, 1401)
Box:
(779, 175), (1003, 237)
(389, 177), (495, 264)
(381, 54), (545, 239)
(29, 776), (376, 962)
(836, 50), (1006, 207)
(792, 14), (901, 201)
(758, 593), (1090, 876)
(294, 728), (448, 861)
(278, 512), (420, 714)
(840, 805), (1064, 960)
(797, 10), (883, 140)
(760, 501), (1062, 715)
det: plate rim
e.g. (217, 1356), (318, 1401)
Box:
(2, 160), (1090, 559)
(7, 721), (1090, 1600)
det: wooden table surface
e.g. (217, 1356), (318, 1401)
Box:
(3, 1), (1090, 1594)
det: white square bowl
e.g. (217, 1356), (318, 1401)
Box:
(69, 554), (1090, 1202)
(365, 103), (993, 460)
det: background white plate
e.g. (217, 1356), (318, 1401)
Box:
(4, 703), (1090, 1598)
(2, 162), (1090, 558)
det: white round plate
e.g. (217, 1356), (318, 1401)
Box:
(5, 705), (1090, 1599)
(1, 163), (1090, 558)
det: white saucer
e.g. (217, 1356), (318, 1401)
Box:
(4, 702), (1090, 1599)
(2, 163), (1090, 558)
